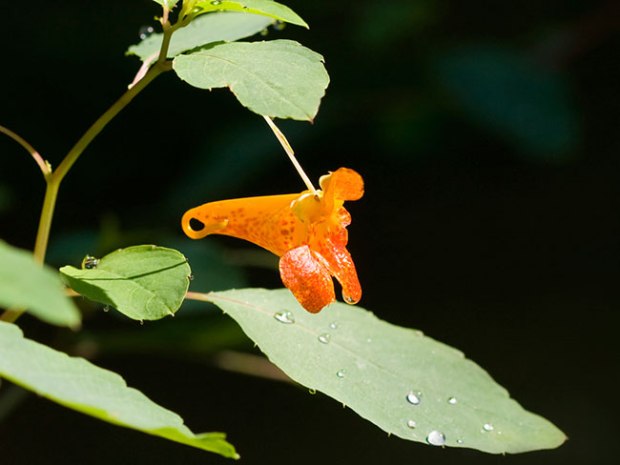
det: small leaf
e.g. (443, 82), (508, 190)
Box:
(0, 240), (80, 328)
(173, 40), (329, 121)
(60, 245), (190, 321)
(208, 288), (566, 453)
(127, 12), (274, 62)
(0, 321), (238, 458)
(195, 0), (307, 28)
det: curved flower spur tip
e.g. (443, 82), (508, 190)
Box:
(181, 206), (229, 240)
(279, 246), (336, 313)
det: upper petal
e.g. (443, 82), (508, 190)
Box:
(319, 168), (364, 204)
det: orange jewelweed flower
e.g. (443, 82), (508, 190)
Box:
(181, 167), (364, 313)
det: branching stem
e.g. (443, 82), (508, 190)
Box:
(0, 5), (178, 324)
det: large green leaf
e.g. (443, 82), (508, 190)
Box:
(195, 0), (307, 28)
(127, 12), (274, 61)
(207, 288), (566, 453)
(0, 240), (80, 328)
(60, 245), (190, 321)
(0, 321), (237, 459)
(173, 40), (329, 121)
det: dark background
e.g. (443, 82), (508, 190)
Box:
(1, 0), (619, 464)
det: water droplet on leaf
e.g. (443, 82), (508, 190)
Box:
(329, 321), (339, 330)
(273, 20), (286, 31)
(448, 397), (457, 405)
(426, 430), (446, 446)
(483, 423), (494, 432)
(210, 0), (222, 5)
(456, 438), (464, 444)
(336, 369), (346, 378)
(274, 310), (295, 324)
(406, 420), (416, 429)
(308, 388), (316, 395)
(318, 333), (331, 344)
(406, 391), (421, 405)
(81, 255), (99, 269)
(260, 28), (269, 36)
(102, 305), (109, 313)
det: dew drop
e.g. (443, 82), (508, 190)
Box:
(366, 337), (373, 343)
(138, 25), (155, 40)
(318, 333), (331, 344)
(188, 274), (194, 281)
(483, 423), (494, 432)
(448, 397), (457, 405)
(260, 28), (269, 36)
(102, 305), (109, 313)
(210, 0), (222, 5)
(406, 391), (421, 405)
(308, 388), (316, 395)
(426, 430), (446, 446)
(139, 320), (144, 326)
(344, 295), (355, 304)
(274, 310), (295, 324)
(329, 321), (339, 330)
(336, 369), (346, 378)
(456, 438), (464, 445)
(406, 419), (416, 429)
(273, 20), (286, 31)
(81, 255), (99, 270)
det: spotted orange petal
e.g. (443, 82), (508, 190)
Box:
(319, 167), (364, 214)
(279, 245), (335, 313)
(313, 235), (362, 305)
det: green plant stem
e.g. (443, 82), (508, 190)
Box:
(37, 62), (169, 265)
(1, 41), (175, 324)
(2, 5), (183, 324)
(52, 65), (168, 185)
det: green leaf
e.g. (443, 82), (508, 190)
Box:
(127, 12), (274, 61)
(208, 288), (566, 453)
(0, 321), (238, 458)
(195, 0), (308, 28)
(60, 245), (190, 321)
(173, 40), (329, 121)
(0, 240), (80, 328)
